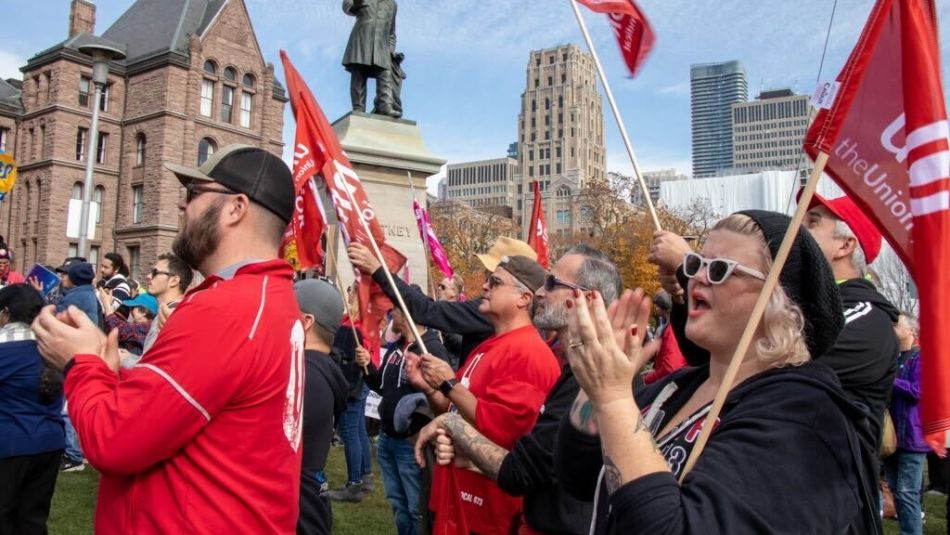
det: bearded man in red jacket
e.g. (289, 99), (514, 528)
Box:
(32, 145), (304, 534)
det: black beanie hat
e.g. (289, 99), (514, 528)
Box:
(736, 210), (844, 359)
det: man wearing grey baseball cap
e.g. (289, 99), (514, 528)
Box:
(294, 278), (350, 535)
(32, 144), (306, 533)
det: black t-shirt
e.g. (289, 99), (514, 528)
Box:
(301, 349), (348, 476)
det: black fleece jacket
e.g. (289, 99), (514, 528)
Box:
(371, 267), (493, 365)
(363, 329), (451, 438)
(555, 363), (881, 535)
(496, 364), (593, 534)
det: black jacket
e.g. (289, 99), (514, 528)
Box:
(364, 329), (451, 438)
(302, 349), (349, 476)
(556, 363), (880, 535)
(497, 364), (593, 534)
(371, 268), (493, 365)
(332, 325), (366, 400)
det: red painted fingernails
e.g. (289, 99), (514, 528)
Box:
(566, 299), (574, 309)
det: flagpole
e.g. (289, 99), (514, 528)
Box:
(407, 172), (440, 298)
(324, 227), (369, 374)
(677, 151), (830, 482)
(569, 0), (661, 231)
(339, 171), (430, 355)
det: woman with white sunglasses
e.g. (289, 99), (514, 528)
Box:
(554, 210), (881, 534)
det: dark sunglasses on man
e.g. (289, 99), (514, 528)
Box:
(184, 183), (240, 204)
(543, 274), (589, 292)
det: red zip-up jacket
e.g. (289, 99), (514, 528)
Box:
(64, 260), (305, 534)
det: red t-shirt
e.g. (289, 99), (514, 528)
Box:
(430, 325), (560, 535)
(64, 260), (304, 534)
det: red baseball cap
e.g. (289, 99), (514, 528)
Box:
(798, 190), (883, 264)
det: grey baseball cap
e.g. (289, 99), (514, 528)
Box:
(294, 278), (344, 336)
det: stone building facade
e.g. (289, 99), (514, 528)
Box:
(514, 44), (606, 237)
(0, 0), (285, 279)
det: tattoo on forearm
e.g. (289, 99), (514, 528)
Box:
(570, 397), (599, 435)
(441, 413), (508, 481)
(603, 454), (623, 494)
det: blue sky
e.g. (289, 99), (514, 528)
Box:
(2, 0), (949, 192)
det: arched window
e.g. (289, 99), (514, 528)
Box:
(135, 133), (146, 166)
(223, 67), (237, 82)
(94, 185), (104, 223)
(242, 73), (255, 89)
(72, 182), (82, 200)
(203, 60), (217, 75)
(557, 186), (571, 198)
(198, 138), (216, 165)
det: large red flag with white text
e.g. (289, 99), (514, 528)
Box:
(575, 0), (655, 77)
(804, 0), (949, 449)
(281, 51), (406, 363)
(527, 181), (550, 269)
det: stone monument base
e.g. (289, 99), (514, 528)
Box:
(326, 112), (446, 294)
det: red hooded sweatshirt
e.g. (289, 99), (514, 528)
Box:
(64, 260), (305, 534)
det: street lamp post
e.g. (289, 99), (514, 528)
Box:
(76, 43), (125, 258)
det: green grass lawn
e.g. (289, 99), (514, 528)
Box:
(47, 448), (949, 534)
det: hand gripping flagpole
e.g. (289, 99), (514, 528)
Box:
(407, 171), (440, 298)
(317, 224), (369, 375)
(338, 169), (430, 355)
(677, 151), (829, 482)
(569, 0), (661, 231)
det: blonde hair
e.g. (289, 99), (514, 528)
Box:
(712, 214), (811, 368)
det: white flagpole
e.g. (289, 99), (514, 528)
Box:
(569, 0), (661, 231)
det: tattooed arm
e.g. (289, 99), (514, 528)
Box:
(568, 389), (599, 435)
(439, 412), (509, 481)
(596, 397), (668, 495)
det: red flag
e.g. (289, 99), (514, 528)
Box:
(804, 0), (950, 449)
(280, 51), (406, 362)
(527, 181), (550, 269)
(281, 170), (327, 271)
(575, 0), (655, 77)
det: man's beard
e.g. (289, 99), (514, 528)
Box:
(533, 300), (568, 331)
(172, 198), (225, 271)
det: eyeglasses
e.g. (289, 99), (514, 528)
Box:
(682, 252), (766, 285)
(184, 183), (240, 204)
(486, 275), (510, 290)
(544, 274), (589, 292)
(149, 268), (174, 278)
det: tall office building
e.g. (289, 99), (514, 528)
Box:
(514, 44), (606, 236)
(445, 157), (518, 217)
(690, 60), (747, 177)
(732, 89), (812, 174)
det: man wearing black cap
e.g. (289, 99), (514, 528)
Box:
(406, 255), (561, 535)
(32, 144), (305, 533)
(294, 278), (350, 535)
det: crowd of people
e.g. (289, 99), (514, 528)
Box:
(0, 143), (947, 534)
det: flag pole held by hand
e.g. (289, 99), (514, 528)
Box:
(678, 151), (830, 482)
(325, 230), (369, 374)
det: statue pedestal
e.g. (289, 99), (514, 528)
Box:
(329, 111), (446, 293)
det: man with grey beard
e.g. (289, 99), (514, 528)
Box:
(415, 245), (622, 535)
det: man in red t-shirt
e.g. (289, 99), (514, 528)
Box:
(32, 145), (303, 534)
(407, 255), (560, 535)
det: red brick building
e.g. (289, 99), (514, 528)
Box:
(0, 0), (286, 278)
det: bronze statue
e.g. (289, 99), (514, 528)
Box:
(342, 0), (404, 118)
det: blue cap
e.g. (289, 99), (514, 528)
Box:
(67, 262), (95, 286)
(122, 293), (159, 316)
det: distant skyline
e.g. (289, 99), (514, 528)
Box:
(3, 1), (949, 193)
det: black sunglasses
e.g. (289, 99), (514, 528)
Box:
(544, 274), (589, 292)
(184, 183), (240, 204)
(149, 268), (174, 278)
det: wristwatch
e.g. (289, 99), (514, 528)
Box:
(439, 378), (459, 397)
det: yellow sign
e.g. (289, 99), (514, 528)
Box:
(0, 153), (16, 197)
